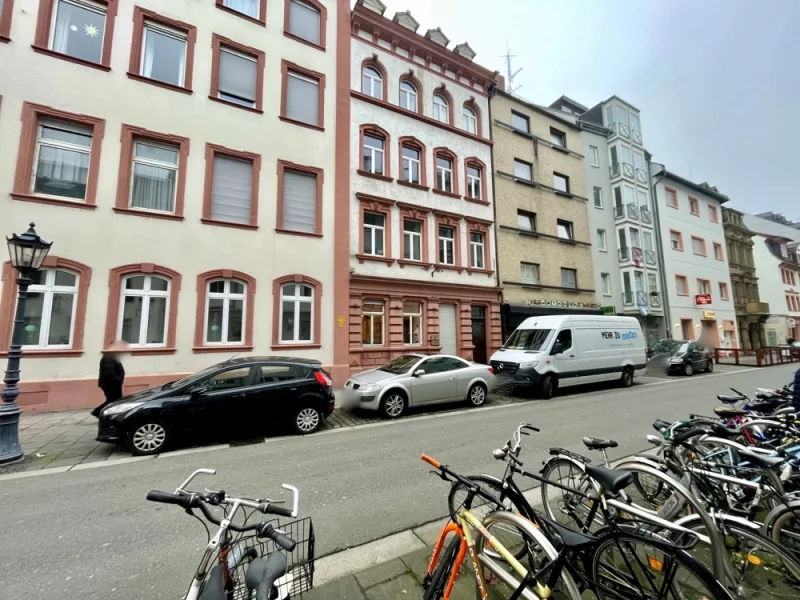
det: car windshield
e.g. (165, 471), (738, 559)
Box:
(379, 355), (422, 374)
(167, 365), (224, 389)
(650, 340), (685, 353)
(503, 329), (552, 351)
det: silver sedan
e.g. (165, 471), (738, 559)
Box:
(342, 354), (495, 418)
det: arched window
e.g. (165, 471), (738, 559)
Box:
(462, 106), (477, 134)
(399, 80), (417, 111)
(20, 268), (79, 349)
(362, 66), (383, 99)
(119, 274), (171, 347)
(205, 279), (247, 345)
(433, 93), (449, 124)
(280, 282), (313, 343)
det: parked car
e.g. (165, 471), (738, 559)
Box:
(97, 357), (335, 455)
(647, 339), (713, 376)
(343, 354), (495, 418)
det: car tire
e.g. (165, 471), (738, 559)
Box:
(292, 405), (323, 435)
(539, 374), (555, 399)
(467, 383), (487, 407)
(684, 363), (694, 376)
(620, 367), (634, 388)
(380, 390), (407, 419)
(706, 360), (714, 373)
(127, 421), (170, 456)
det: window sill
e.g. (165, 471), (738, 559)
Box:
(0, 349), (83, 358)
(283, 31), (325, 52)
(10, 193), (96, 210)
(499, 225), (539, 238)
(563, 288), (581, 294)
(467, 267), (494, 277)
(433, 264), (464, 274)
(558, 238), (578, 245)
(271, 343), (322, 351)
(551, 145), (569, 154)
(193, 345), (254, 354)
(208, 96), (263, 114)
(464, 196), (490, 206)
(0, 36), (9, 44)
(397, 180), (429, 191)
(126, 347), (177, 356)
(215, 3), (266, 26)
(554, 190), (574, 199)
(114, 207), (184, 221)
(357, 170), (393, 183)
(31, 45), (111, 71)
(279, 116), (324, 132)
(127, 72), (193, 95)
(356, 254), (395, 265)
(201, 218), (258, 230)
(397, 259), (433, 270)
(275, 228), (323, 238)
(500, 171), (536, 188)
(432, 189), (461, 199)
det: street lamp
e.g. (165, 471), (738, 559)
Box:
(0, 223), (52, 464)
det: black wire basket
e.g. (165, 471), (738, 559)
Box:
(228, 517), (315, 599)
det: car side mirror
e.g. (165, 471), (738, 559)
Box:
(189, 386), (207, 397)
(551, 343), (564, 355)
(413, 369), (426, 377)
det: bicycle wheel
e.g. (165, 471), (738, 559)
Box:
(683, 520), (800, 599)
(423, 535), (460, 600)
(766, 503), (800, 561)
(591, 532), (733, 600)
(540, 457), (601, 530)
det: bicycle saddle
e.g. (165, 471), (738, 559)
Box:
(717, 394), (746, 404)
(584, 464), (633, 494)
(245, 553), (288, 600)
(713, 407), (748, 418)
(582, 436), (619, 450)
(737, 448), (785, 470)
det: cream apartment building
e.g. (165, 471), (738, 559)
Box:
(0, 0), (346, 411)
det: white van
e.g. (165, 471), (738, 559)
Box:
(489, 315), (647, 398)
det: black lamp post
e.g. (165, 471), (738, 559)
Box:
(0, 223), (52, 464)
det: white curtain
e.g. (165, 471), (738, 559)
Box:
(52, 4), (71, 54)
(142, 30), (156, 78)
(225, 0), (259, 18)
(35, 147), (89, 198)
(131, 164), (176, 212)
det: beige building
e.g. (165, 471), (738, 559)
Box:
(490, 91), (598, 335)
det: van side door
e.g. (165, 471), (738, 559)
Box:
(550, 328), (580, 386)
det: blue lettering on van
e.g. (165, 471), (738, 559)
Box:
(621, 331), (638, 340)
(601, 330), (638, 340)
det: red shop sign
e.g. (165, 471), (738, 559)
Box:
(695, 294), (712, 305)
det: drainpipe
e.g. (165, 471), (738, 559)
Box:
(649, 160), (672, 338)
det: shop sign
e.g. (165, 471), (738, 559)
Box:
(789, 318), (797, 327)
(525, 299), (600, 309)
(601, 306), (616, 316)
(703, 310), (716, 319)
(695, 294), (712, 305)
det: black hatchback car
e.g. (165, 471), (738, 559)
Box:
(647, 339), (714, 376)
(97, 357), (335, 455)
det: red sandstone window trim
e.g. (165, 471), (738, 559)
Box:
(675, 274), (689, 296)
(276, 159), (324, 237)
(0, 256), (92, 357)
(433, 147), (460, 198)
(719, 282), (729, 301)
(464, 156), (488, 205)
(713, 242), (724, 261)
(114, 124), (190, 221)
(193, 269), (256, 353)
(103, 263), (182, 355)
(356, 192), (395, 265)
(215, 0), (267, 26)
(697, 278), (711, 297)
(283, 0), (327, 51)
(359, 123), (392, 181)
(691, 235), (707, 257)
(209, 33), (265, 113)
(272, 274), (322, 350)
(280, 59), (326, 131)
(0, 0), (15, 42)
(434, 212), (462, 272)
(202, 142), (261, 230)
(361, 55), (388, 101)
(664, 186), (679, 209)
(398, 203), (431, 268)
(462, 98), (482, 137)
(466, 220), (493, 275)
(11, 102), (106, 210)
(432, 86), (454, 126)
(398, 71), (423, 115)
(397, 136), (427, 189)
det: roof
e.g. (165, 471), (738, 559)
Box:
(602, 95), (641, 113)
(494, 89), (580, 130)
(222, 356), (323, 366)
(654, 166), (730, 204)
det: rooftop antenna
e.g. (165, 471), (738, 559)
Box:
(500, 39), (522, 96)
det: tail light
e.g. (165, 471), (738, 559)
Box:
(488, 367), (495, 375)
(314, 370), (333, 388)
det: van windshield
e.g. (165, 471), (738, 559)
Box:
(503, 329), (552, 351)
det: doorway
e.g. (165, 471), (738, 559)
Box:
(439, 304), (458, 356)
(470, 306), (487, 364)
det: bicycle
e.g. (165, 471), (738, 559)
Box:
(146, 468), (314, 600)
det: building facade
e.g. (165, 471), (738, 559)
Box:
(0, 0), (347, 411)
(347, 0), (501, 370)
(651, 167), (738, 347)
(491, 92), (598, 336)
(722, 207), (769, 349)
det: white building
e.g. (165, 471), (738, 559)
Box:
(651, 166), (738, 347)
(0, 0), (347, 411)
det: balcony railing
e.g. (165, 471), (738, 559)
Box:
(619, 246), (643, 264)
(644, 249), (656, 265)
(631, 129), (643, 145)
(640, 207), (652, 224)
(635, 168), (647, 184)
(622, 291), (633, 306)
(609, 162), (635, 179)
(615, 203), (624, 219)
(627, 203), (639, 219)
(649, 292), (662, 307)
(622, 291), (654, 308)
(746, 301), (770, 314)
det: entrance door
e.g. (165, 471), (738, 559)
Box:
(439, 304), (458, 356)
(470, 306), (487, 364)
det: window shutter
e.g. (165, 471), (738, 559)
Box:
(289, 0), (321, 44)
(219, 50), (257, 103)
(286, 74), (319, 125)
(211, 155), (253, 224)
(283, 170), (317, 232)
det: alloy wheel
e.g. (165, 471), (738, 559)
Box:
(295, 408), (320, 433)
(132, 423), (166, 453)
(384, 394), (405, 417)
(470, 385), (486, 405)
(684, 363), (693, 376)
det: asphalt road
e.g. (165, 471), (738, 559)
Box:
(1, 364), (797, 600)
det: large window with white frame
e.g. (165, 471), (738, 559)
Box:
(399, 80), (417, 111)
(362, 134), (385, 175)
(129, 139), (179, 212)
(470, 232), (485, 269)
(48, 0), (108, 63)
(140, 20), (188, 87)
(435, 155), (453, 192)
(204, 279), (245, 345)
(20, 268), (78, 349)
(401, 145), (420, 184)
(363, 212), (385, 256)
(32, 118), (92, 200)
(433, 94), (449, 124)
(361, 66), (382, 99)
(223, 0), (260, 19)
(361, 300), (384, 346)
(462, 106), (477, 134)
(119, 274), (170, 347)
(439, 226), (455, 265)
(403, 301), (422, 345)
(520, 262), (539, 285)
(279, 282), (313, 343)
(601, 273), (612, 295)
(466, 163), (482, 200)
(403, 220), (422, 261)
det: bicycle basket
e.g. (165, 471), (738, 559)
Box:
(227, 517), (315, 598)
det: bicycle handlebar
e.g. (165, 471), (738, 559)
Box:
(420, 454), (507, 509)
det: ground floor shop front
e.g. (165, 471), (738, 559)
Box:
(672, 309), (739, 349)
(348, 275), (502, 373)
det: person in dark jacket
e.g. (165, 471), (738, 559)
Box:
(793, 367), (800, 413)
(92, 340), (128, 417)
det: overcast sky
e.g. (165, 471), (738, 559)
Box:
(377, 0), (800, 219)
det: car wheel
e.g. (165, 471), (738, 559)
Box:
(620, 367), (634, 388)
(467, 383), (487, 407)
(293, 406), (323, 434)
(380, 390), (407, 419)
(684, 363), (694, 376)
(127, 421), (169, 456)
(706, 359), (714, 373)
(539, 374), (555, 399)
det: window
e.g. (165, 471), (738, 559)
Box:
(713, 242), (724, 261)
(363, 212), (385, 256)
(19, 268), (78, 349)
(665, 187), (678, 208)
(643, 231), (654, 252)
(278, 161), (321, 235)
(561, 268), (577, 289)
(282, 62), (323, 128)
(698, 279), (711, 295)
(463, 106), (477, 134)
(555, 329), (573, 352)
(511, 111), (529, 133)
(286, 0), (324, 48)
(466, 163), (482, 200)
(597, 229), (607, 251)
(140, 20), (189, 87)
(403, 220), (422, 261)
(709, 205), (719, 223)
(689, 197), (699, 216)
(637, 189), (649, 211)
(363, 133), (385, 175)
(433, 93), (449, 124)
(129, 139), (179, 213)
(401, 145), (420, 184)
(719, 282), (729, 300)
(207, 147), (258, 226)
(399, 80), (417, 111)
(517, 210), (535, 232)
(613, 187), (624, 216)
(119, 274), (170, 347)
(647, 272), (658, 293)
(601, 273), (611, 295)
(32, 118), (92, 200)
(435, 155), (453, 193)
(670, 230), (683, 251)
(676, 275), (689, 296)
(44, 0), (109, 65)
(204, 279), (245, 345)
(403, 301), (422, 345)
(553, 173), (569, 193)
(550, 128), (566, 148)
(691, 236), (707, 256)
(470, 232), (485, 269)
(590, 146), (599, 167)
(514, 159), (532, 181)
(439, 226), (455, 265)
(362, 301), (384, 346)
(593, 187), (603, 208)
(221, 0), (261, 20)
(362, 65), (382, 99)
(521, 263), (539, 285)
(212, 36), (263, 110)
(557, 220), (573, 240)
(258, 365), (304, 384)
(206, 367), (252, 391)
(280, 283), (313, 343)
